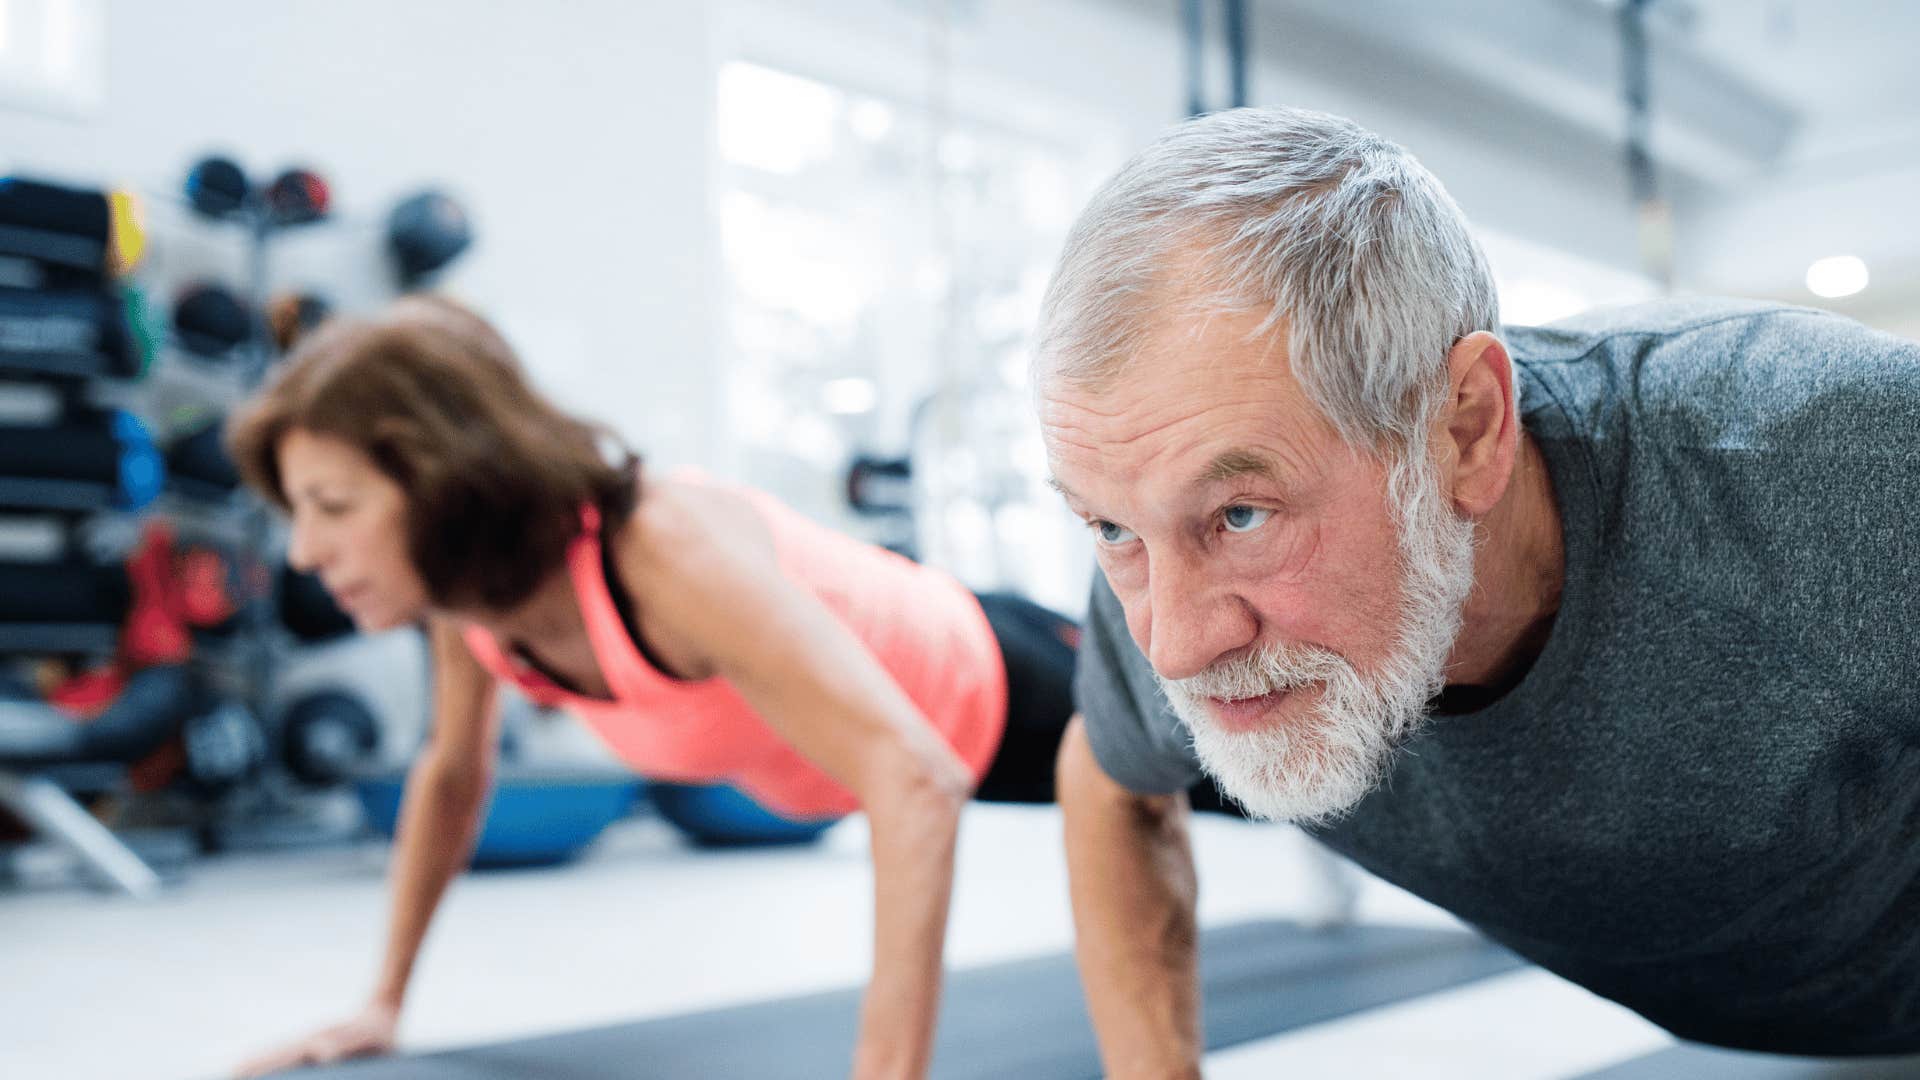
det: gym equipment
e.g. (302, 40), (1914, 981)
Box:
(166, 418), (240, 500)
(1582, 1045), (1920, 1078)
(267, 290), (333, 351)
(0, 663), (199, 897)
(106, 189), (146, 275)
(184, 155), (249, 219)
(846, 454), (912, 517)
(122, 519), (192, 665)
(0, 410), (165, 511)
(649, 781), (840, 847)
(354, 764), (639, 868)
(111, 411), (167, 510)
(0, 176), (113, 281)
(265, 168), (331, 227)
(0, 284), (144, 378)
(171, 282), (250, 358)
(0, 561), (130, 625)
(279, 688), (379, 787)
(120, 284), (158, 375)
(181, 700), (265, 794)
(175, 547), (239, 632)
(277, 564), (356, 642)
(3, 664), (194, 764)
(387, 189), (472, 287)
(282, 920), (1525, 1079)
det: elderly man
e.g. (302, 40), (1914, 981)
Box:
(1036, 105), (1919, 1074)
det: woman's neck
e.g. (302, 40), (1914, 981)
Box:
(480, 565), (587, 646)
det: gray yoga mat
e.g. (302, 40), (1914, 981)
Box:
(1580, 1044), (1920, 1079)
(288, 920), (1523, 1079)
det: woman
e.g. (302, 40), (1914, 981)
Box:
(227, 295), (1091, 1079)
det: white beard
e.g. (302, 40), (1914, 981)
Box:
(1155, 454), (1478, 825)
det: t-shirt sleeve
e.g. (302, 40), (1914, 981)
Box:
(1072, 569), (1205, 794)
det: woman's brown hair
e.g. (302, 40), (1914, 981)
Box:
(226, 294), (638, 612)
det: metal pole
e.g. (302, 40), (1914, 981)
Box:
(1184, 0), (1207, 117)
(1224, 0), (1249, 109)
(1621, 0), (1673, 292)
(0, 771), (162, 897)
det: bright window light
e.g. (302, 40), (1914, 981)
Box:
(848, 99), (894, 142)
(44, 0), (73, 78)
(717, 62), (840, 176)
(822, 376), (878, 415)
(1805, 255), (1868, 299)
(1500, 279), (1591, 327)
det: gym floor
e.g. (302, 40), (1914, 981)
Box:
(3, 803), (1673, 1080)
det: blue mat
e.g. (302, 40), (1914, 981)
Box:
(288, 920), (1523, 1079)
(1581, 1044), (1920, 1079)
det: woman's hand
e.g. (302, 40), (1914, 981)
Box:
(234, 999), (401, 1077)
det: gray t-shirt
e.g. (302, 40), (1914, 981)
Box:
(1074, 297), (1920, 1055)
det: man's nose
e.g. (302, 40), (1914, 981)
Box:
(1139, 553), (1257, 682)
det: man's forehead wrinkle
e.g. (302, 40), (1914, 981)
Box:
(1040, 429), (1105, 454)
(1197, 448), (1281, 485)
(1041, 395), (1132, 422)
(1044, 390), (1250, 451)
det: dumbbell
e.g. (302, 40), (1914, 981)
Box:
(279, 688), (380, 787)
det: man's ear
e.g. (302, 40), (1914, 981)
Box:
(1437, 331), (1518, 518)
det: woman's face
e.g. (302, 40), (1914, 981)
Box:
(277, 428), (430, 632)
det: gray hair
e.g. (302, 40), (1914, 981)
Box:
(1034, 106), (1500, 457)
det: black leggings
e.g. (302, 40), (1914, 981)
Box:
(969, 592), (1245, 816)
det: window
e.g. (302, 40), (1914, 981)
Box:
(715, 57), (1102, 612)
(0, 0), (106, 119)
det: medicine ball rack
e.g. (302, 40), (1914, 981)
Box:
(0, 168), (341, 894)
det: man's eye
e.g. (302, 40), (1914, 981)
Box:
(1222, 505), (1273, 533)
(1092, 520), (1138, 546)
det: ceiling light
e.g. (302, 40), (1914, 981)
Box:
(1805, 255), (1868, 299)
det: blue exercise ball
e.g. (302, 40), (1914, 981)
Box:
(354, 765), (641, 868)
(649, 782), (841, 848)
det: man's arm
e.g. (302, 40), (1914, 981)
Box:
(1057, 714), (1203, 1079)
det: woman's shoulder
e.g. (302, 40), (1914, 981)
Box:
(616, 470), (776, 579)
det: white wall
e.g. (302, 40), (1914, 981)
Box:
(0, 0), (722, 468)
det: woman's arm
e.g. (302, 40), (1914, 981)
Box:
(368, 617), (503, 1010)
(237, 618), (500, 1077)
(623, 490), (974, 1080)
